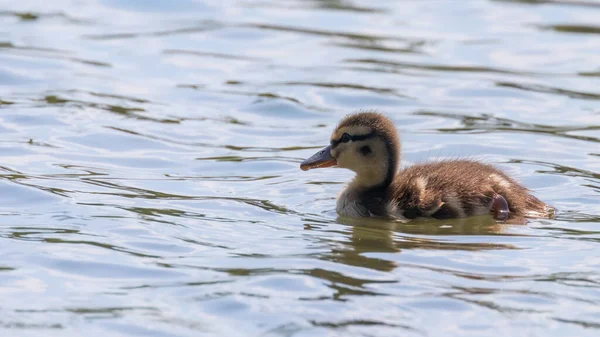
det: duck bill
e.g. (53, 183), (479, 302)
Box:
(300, 145), (337, 171)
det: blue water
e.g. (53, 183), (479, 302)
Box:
(1, 0), (599, 336)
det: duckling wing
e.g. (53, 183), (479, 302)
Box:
(390, 160), (550, 219)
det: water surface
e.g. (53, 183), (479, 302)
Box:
(1, 0), (600, 336)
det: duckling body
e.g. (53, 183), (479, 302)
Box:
(338, 159), (548, 220)
(301, 112), (553, 221)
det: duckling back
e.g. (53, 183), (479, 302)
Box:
(390, 160), (552, 220)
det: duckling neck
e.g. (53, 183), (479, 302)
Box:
(350, 172), (391, 190)
(340, 171), (395, 218)
(338, 150), (398, 218)
(352, 151), (398, 190)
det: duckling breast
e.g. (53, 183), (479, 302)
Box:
(337, 186), (367, 218)
(337, 184), (399, 219)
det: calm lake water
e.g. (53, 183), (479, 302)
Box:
(1, 0), (600, 336)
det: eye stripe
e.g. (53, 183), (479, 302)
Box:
(349, 132), (375, 141)
(330, 131), (376, 147)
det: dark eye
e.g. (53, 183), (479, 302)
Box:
(360, 145), (371, 155)
(340, 133), (351, 143)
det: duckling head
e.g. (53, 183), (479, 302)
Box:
(301, 111), (400, 188)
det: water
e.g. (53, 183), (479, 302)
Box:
(1, 0), (599, 336)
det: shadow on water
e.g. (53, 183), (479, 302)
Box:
(297, 216), (521, 293)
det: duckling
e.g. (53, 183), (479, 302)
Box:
(300, 111), (554, 221)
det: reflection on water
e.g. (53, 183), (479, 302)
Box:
(1, 0), (600, 336)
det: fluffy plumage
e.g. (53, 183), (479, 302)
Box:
(301, 111), (554, 221)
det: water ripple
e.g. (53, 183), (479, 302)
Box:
(1, 0), (599, 336)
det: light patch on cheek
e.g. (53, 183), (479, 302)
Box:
(331, 148), (339, 158)
(332, 146), (350, 168)
(339, 151), (359, 169)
